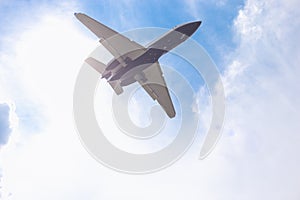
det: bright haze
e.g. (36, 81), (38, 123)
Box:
(0, 0), (299, 200)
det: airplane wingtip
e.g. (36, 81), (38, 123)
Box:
(74, 12), (84, 18)
(74, 13), (79, 19)
(168, 110), (176, 118)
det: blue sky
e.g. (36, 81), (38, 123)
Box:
(0, 0), (243, 65)
(0, 104), (11, 147)
(78, 0), (245, 67)
(0, 0), (300, 199)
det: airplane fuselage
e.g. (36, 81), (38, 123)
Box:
(105, 21), (201, 85)
(107, 48), (166, 83)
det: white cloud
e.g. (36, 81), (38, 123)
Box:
(219, 0), (300, 199)
(0, 2), (104, 199)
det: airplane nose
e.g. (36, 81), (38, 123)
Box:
(187, 21), (202, 33)
(175, 21), (202, 37)
(193, 21), (202, 29)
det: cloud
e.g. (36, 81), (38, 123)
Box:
(0, 1), (83, 134)
(0, 102), (15, 200)
(0, 1), (102, 199)
(219, 0), (300, 199)
(0, 104), (12, 147)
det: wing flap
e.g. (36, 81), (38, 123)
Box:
(137, 62), (176, 118)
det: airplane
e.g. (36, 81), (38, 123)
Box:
(75, 13), (201, 118)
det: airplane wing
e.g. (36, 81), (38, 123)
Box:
(75, 13), (146, 65)
(136, 62), (176, 118)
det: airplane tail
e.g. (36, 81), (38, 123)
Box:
(85, 57), (106, 74)
(85, 57), (123, 95)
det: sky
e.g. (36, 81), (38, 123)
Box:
(0, 0), (300, 199)
(0, 104), (11, 148)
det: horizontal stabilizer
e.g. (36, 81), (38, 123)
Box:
(85, 57), (106, 74)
